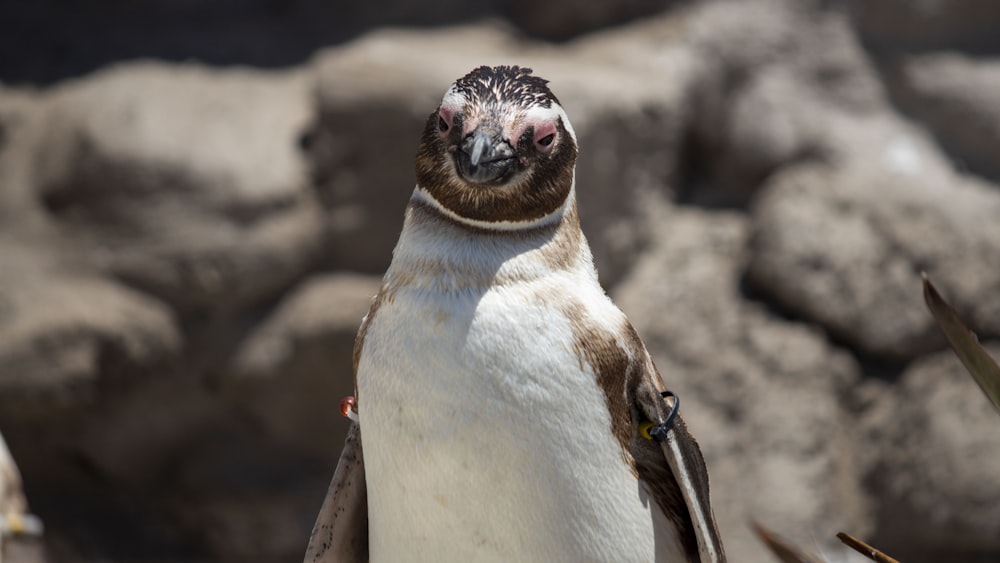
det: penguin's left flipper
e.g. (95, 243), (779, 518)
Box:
(304, 422), (369, 563)
(632, 374), (727, 563)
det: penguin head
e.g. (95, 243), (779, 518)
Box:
(415, 66), (578, 229)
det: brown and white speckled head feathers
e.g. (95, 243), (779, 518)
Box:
(415, 65), (578, 229)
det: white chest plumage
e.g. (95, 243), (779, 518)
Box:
(356, 198), (681, 562)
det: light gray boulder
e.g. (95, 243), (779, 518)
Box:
(748, 161), (1000, 361)
(34, 62), (323, 312)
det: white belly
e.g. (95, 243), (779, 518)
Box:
(357, 278), (662, 562)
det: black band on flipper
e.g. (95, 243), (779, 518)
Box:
(647, 390), (679, 443)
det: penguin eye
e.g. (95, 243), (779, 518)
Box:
(437, 106), (456, 137)
(532, 121), (558, 153)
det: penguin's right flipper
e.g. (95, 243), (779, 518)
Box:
(304, 422), (369, 563)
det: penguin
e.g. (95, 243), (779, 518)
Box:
(305, 65), (725, 563)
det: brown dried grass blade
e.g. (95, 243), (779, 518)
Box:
(749, 520), (824, 563)
(836, 532), (900, 563)
(923, 274), (1000, 415)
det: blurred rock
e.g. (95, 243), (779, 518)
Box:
(223, 273), (381, 461)
(35, 62), (323, 312)
(860, 344), (1000, 561)
(308, 28), (461, 274)
(0, 237), (181, 416)
(0, 85), (53, 233)
(747, 162), (1000, 361)
(847, 0), (1000, 52)
(614, 206), (867, 562)
(0, 540), (48, 563)
(888, 52), (1000, 182)
(682, 0), (886, 205)
(504, 0), (672, 40)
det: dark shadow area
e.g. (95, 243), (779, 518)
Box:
(848, 2), (1000, 57)
(863, 471), (1000, 563)
(0, 0), (496, 86)
(3, 405), (334, 562)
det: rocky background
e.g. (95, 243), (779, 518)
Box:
(2, 0), (1000, 561)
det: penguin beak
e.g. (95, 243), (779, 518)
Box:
(455, 121), (516, 184)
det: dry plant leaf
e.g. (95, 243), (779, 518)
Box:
(923, 274), (1000, 415)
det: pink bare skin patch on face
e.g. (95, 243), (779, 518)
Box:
(505, 116), (559, 168)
